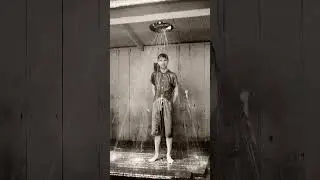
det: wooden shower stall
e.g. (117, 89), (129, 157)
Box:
(109, 1), (213, 179)
(110, 0), (213, 149)
(110, 42), (212, 145)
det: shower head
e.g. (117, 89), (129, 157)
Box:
(149, 21), (174, 33)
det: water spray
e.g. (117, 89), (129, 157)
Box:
(149, 21), (173, 52)
(149, 21), (174, 33)
(185, 90), (189, 101)
(184, 89), (201, 152)
(110, 153), (118, 162)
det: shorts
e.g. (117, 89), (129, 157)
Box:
(151, 97), (173, 138)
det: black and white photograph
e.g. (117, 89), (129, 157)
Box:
(3, 0), (320, 179)
(109, 0), (212, 179)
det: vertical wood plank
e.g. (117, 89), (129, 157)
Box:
(142, 46), (158, 142)
(143, 46), (156, 142)
(261, 1), (302, 177)
(63, 0), (107, 179)
(166, 45), (180, 140)
(189, 43), (206, 138)
(224, 0), (259, 42)
(223, 0), (304, 178)
(303, 0), (320, 179)
(204, 43), (211, 140)
(0, 0), (27, 179)
(224, 0), (259, 90)
(110, 49), (119, 140)
(166, 44), (179, 74)
(118, 48), (130, 140)
(223, 0), (264, 179)
(143, 46), (158, 105)
(27, 0), (62, 179)
(179, 44), (192, 139)
(129, 47), (143, 141)
(174, 45), (183, 141)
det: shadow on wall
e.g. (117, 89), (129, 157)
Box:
(222, 44), (289, 127)
(215, 42), (306, 179)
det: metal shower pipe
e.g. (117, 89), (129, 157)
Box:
(110, 0), (184, 9)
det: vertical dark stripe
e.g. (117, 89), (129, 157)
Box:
(214, 0), (224, 135)
(177, 45), (181, 80)
(220, 0), (227, 81)
(25, 0), (29, 179)
(61, 0), (64, 179)
(299, 0), (304, 75)
(97, 0), (100, 29)
(221, 0), (227, 109)
(222, 0), (226, 34)
(117, 49), (120, 140)
(188, 43), (191, 61)
(128, 48), (131, 139)
(257, 0), (263, 40)
(257, 0), (263, 175)
(217, 0), (226, 35)
(298, 4), (305, 171)
(25, 0), (28, 69)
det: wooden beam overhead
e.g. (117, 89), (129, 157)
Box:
(120, 24), (145, 51)
(110, 8), (210, 25)
(110, 0), (180, 9)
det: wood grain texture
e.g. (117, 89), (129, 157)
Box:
(1, 0), (109, 179)
(110, 42), (211, 142)
(259, 1), (303, 179)
(110, 49), (120, 139)
(223, 0), (263, 178)
(303, 0), (320, 179)
(204, 43), (211, 139)
(178, 43), (192, 140)
(216, 0), (306, 179)
(118, 48), (131, 140)
(62, 0), (108, 179)
(140, 46), (156, 140)
(190, 43), (206, 138)
(129, 48), (143, 141)
(26, 0), (62, 179)
(0, 0), (27, 179)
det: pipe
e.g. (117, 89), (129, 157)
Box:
(110, 8), (210, 25)
(110, 0), (182, 9)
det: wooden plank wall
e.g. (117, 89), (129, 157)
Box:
(26, 0), (63, 179)
(63, 0), (108, 179)
(213, 0), (320, 179)
(303, 1), (320, 179)
(0, 0), (108, 180)
(110, 42), (212, 142)
(0, 0), (27, 179)
(0, 0), (63, 179)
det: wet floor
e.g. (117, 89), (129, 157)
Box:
(109, 150), (209, 179)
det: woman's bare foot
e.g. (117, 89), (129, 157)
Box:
(167, 154), (174, 164)
(148, 153), (159, 162)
